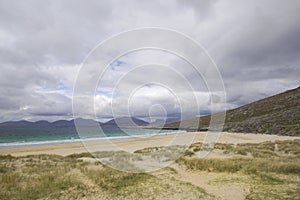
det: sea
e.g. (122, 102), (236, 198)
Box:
(0, 127), (185, 149)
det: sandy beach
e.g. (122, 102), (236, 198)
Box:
(1, 132), (298, 156)
(1, 132), (299, 200)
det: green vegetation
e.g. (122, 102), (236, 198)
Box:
(0, 155), (82, 200)
(178, 157), (300, 174)
(0, 153), (211, 200)
(178, 139), (300, 199)
(163, 86), (300, 135)
(0, 139), (299, 199)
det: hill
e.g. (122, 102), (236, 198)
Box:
(103, 117), (149, 127)
(0, 117), (149, 141)
(0, 117), (149, 129)
(163, 86), (300, 136)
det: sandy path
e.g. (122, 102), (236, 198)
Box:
(0, 132), (298, 156)
(171, 164), (250, 200)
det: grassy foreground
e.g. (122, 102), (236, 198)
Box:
(179, 139), (300, 199)
(0, 153), (211, 200)
(0, 139), (300, 199)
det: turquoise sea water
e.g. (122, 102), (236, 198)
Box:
(0, 127), (183, 148)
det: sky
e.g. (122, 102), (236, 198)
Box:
(0, 0), (299, 122)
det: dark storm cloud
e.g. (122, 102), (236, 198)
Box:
(197, 1), (300, 107)
(0, 0), (115, 121)
(25, 93), (72, 116)
(177, 0), (217, 19)
(0, 0), (114, 66)
(0, 0), (299, 121)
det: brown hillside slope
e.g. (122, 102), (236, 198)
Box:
(164, 86), (300, 136)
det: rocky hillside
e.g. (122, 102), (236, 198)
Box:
(164, 86), (300, 136)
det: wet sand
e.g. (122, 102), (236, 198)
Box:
(0, 132), (298, 156)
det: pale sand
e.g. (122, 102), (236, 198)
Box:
(172, 164), (250, 200)
(1, 132), (299, 199)
(0, 132), (298, 157)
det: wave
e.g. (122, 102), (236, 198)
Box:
(0, 130), (186, 149)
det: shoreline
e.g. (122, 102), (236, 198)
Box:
(0, 130), (186, 149)
(0, 132), (299, 157)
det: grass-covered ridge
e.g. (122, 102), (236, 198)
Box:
(0, 154), (212, 200)
(177, 139), (300, 199)
(180, 139), (300, 174)
(0, 139), (299, 199)
(163, 86), (300, 135)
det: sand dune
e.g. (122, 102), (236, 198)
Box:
(0, 132), (298, 156)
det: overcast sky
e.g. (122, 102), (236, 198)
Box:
(0, 0), (299, 122)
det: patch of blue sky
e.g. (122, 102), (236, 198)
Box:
(56, 82), (67, 91)
(55, 82), (72, 96)
(35, 82), (72, 96)
(110, 60), (127, 70)
(95, 89), (113, 97)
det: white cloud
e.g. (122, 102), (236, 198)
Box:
(0, 0), (299, 122)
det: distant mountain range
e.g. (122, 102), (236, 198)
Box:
(0, 117), (149, 129)
(0, 117), (150, 141)
(1, 87), (299, 137)
(163, 86), (300, 136)
(104, 117), (149, 127)
(149, 118), (181, 125)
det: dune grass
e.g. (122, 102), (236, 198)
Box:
(0, 139), (299, 199)
(0, 153), (211, 200)
(179, 140), (300, 175)
(0, 155), (81, 200)
(177, 139), (300, 199)
(177, 156), (300, 174)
